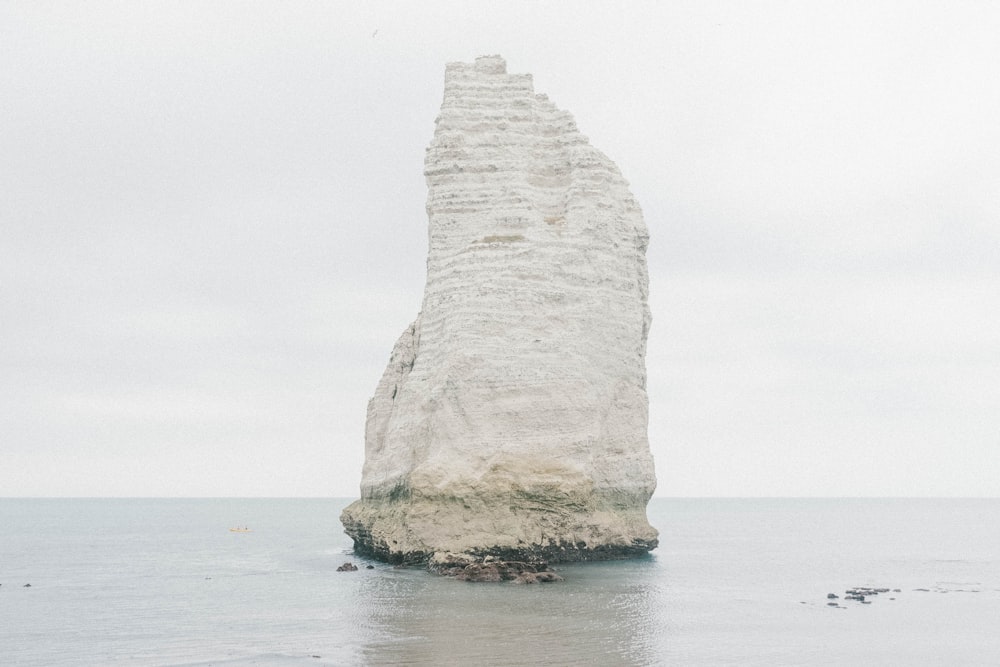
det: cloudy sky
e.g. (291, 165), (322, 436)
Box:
(2, 1), (998, 497)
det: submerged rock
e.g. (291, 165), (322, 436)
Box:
(341, 55), (658, 565)
(429, 553), (562, 583)
(841, 586), (898, 604)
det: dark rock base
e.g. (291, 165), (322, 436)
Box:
(346, 537), (656, 566)
(430, 557), (563, 584)
(340, 493), (659, 568)
(342, 512), (657, 567)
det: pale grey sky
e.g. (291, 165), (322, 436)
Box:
(2, 1), (998, 497)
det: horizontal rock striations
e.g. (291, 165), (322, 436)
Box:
(341, 55), (658, 565)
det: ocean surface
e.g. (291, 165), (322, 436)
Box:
(2, 498), (998, 666)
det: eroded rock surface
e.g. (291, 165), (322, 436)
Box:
(341, 55), (658, 565)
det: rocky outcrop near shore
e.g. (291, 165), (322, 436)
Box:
(430, 553), (564, 584)
(341, 55), (658, 565)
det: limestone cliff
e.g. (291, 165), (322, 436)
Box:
(341, 55), (658, 564)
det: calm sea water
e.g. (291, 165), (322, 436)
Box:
(1, 498), (998, 666)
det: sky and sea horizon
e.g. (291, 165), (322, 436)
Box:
(3, 2), (998, 499)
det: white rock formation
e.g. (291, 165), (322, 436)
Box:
(341, 55), (657, 564)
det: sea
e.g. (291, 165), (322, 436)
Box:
(1, 498), (998, 666)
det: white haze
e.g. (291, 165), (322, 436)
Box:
(1, 1), (998, 497)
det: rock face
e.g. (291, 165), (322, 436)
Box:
(341, 55), (658, 565)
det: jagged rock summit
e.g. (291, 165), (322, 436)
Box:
(341, 55), (658, 565)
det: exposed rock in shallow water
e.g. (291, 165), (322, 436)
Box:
(341, 55), (658, 565)
(429, 553), (563, 583)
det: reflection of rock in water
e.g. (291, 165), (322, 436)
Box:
(353, 560), (660, 665)
(341, 54), (658, 566)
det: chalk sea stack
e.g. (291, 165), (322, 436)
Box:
(341, 56), (657, 565)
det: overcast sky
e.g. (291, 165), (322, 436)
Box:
(2, 1), (998, 497)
